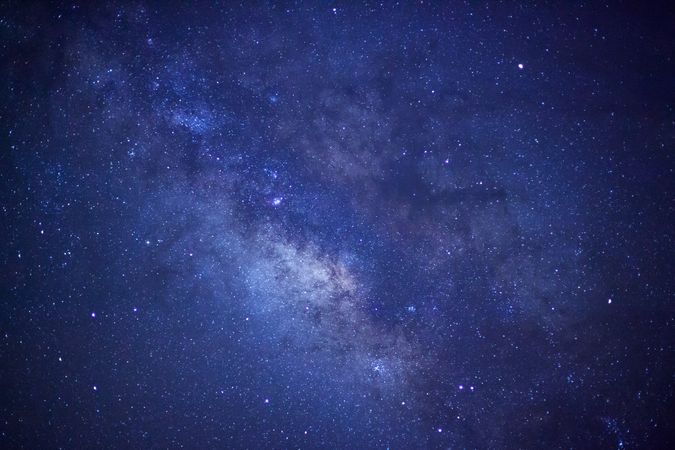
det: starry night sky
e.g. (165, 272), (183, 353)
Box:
(1, 1), (674, 448)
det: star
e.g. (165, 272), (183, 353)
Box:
(2, 2), (669, 448)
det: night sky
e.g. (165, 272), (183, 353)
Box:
(1, 1), (674, 448)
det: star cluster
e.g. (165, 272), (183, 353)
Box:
(1, 1), (673, 448)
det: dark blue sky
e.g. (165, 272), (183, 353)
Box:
(1, 1), (673, 448)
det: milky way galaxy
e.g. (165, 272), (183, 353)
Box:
(1, 1), (674, 448)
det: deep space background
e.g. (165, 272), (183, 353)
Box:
(1, 1), (674, 448)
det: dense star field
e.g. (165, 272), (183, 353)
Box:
(1, 1), (674, 448)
